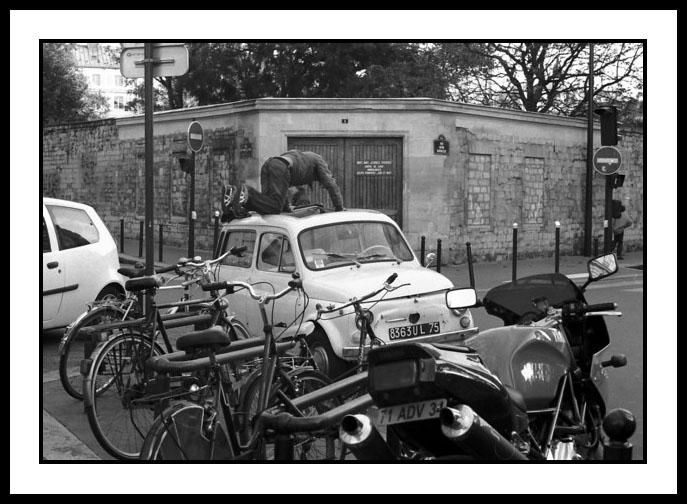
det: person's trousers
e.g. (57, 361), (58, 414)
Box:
(613, 232), (624, 258)
(243, 158), (291, 214)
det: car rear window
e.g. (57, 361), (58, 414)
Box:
(46, 205), (100, 250)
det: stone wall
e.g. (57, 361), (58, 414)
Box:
(41, 99), (643, 263)
(42, 118), (257, 252)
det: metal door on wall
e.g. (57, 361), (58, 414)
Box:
(287, 137), (403, 226)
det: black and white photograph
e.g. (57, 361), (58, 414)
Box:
(12, 9), (675, 495)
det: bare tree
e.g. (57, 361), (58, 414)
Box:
(453, 42), (643, 117)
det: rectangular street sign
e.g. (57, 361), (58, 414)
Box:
(120, 44), (189, 78)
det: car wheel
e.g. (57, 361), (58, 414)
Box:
(96, 284), (123, 302)
(307, 330), (351, 380)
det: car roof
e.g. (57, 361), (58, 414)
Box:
(43, 197), (96, 213)
(222, 208), (397, 235)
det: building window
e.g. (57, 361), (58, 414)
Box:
(114, 95), (126, 110)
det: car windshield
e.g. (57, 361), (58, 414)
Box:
(299, 221), (414, 270)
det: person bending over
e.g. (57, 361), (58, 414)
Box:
(221, 150), (344, 221)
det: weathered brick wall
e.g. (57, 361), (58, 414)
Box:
(42, 111), (643, 263)
(42, 120), (256, 253)
(446, 127), (643, 263)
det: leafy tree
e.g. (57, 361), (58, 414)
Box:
(42, 43), (109, 125)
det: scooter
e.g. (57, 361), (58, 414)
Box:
(257, 253), (636, 460)
(333, 252), (636, 460)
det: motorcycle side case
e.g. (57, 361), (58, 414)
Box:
(465, 326), (575, 411)
(367, 342), (528, 457)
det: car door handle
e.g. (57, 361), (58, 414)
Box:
(47, 261), (59, 269)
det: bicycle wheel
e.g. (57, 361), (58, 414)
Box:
(84, 332), (163, 460)
(58, 304), (131, 400)
(140, 400), (235, 461)
(240, 367), (341, 460)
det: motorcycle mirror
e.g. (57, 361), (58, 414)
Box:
(425, 252), (437, 268)
(446, 288), (478, 309)
(587, 253), (619, 281)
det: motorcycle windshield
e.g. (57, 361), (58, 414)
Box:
(483, 273), (583, 325)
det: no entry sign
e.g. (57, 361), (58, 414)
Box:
(593, 146), (622, 176)
(188, 121), (204, 152)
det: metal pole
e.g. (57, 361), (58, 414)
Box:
(436, 239), (442, 273)
(584, 43), (595, 257)
(144, 42), (155, 313)
(120, 218), (124, 253)
(138, 220), (144, 258)
(159, 223), (164, 263)
(420, 236), (426, 266)
(213, 210), (221, 258)
(466, 242), (475, 289)
(604, 177), (614, 253)
(188, 151), (196, 257)
(512, 223), (518, 281)
(554, 221), (561, 273)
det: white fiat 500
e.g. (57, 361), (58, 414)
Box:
(215, 207), (477, 377)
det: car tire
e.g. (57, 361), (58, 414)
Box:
(96, 284), (123, 302)
(307, 330), (351, 380)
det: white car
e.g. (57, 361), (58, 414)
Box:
(42, 197), (126, 330)
(215, 207), (478, 377)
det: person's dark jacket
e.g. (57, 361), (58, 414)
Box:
(278, 150), (344, 210)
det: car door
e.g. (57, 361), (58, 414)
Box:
(44, 203), (102, 326)
(216, 228), (257, 332)
(42, 210), (64, 323)
(248, 231), (304, 339)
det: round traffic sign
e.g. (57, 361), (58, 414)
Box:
(188, 121), (204, 153)
(593, 146), (622, 176)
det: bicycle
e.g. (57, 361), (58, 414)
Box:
(311, 273), (407, 381)
(82, 248), (250, 460)
(58, 259), (202, 400)
(139, 276), (339, 460)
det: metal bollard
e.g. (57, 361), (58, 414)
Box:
(466, 242), (475, 289)
(554, 221), (561, 273)
(158, 223), (164, 262)
(120, 218), (124, 253)
(420, 236), (426, 266)
(213, 210), (220, 258)
(436, 239), (442, 273)
(512, 223), (518, 281)
(138, 220), (144, 258)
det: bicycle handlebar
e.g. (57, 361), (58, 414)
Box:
(200, 275), (301, 302)
(316, 274), (402, 315)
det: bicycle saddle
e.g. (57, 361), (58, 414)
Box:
(176, 326), (232, 353)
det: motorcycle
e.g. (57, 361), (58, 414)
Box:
(332, 252), (636, 461)
(257, 253), (636, 460)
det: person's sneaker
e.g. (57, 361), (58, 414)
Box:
(221, 184), (237, 222)
(232, 184), (248, 218)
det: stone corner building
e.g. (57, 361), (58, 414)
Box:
(42, 98), (643, 264)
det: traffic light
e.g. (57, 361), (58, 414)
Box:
(594, 105), (619, 146)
